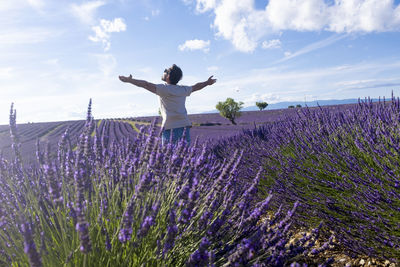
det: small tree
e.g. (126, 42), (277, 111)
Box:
(256, 101), (268, 111)
(216, 98), (243, 125)
(296, 104), (302, 108)
(288, 105), (295, 109)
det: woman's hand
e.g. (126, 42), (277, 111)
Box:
(119, 74), (132, 83)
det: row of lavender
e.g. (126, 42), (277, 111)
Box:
(0, 102), (332, 266)
(0, 119), (141, 164)
(213, 96), (400, 262)
(0, 120), (86, 164)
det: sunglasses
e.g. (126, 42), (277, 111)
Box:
(162, 69), (170, 81)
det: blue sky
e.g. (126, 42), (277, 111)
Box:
(1, 0), (400, 124)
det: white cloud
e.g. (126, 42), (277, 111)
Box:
(145, 9), (160, 21)
(207, 66), (219, 72)
(137, 67), (153, 74)
(284, 51), (292, 57)
(0, 2), (15, 11)
(212, 0), (260, 52)
(276, 34), (347, 63)
(335, 79), (378, 87)
(27, 0), (45, 9)
(0, 67), (14, 78)
(100, 18), (127, 32)
(70, 0), (106, 25)
(0, 0), (45, 11)
(42, 59), (59, 66)
(70, 1), (126, 51)
(244, 92), (284, 105)
(0, 63), (149, 124)
(191, 0), (400, 52)
(0, 28), (53, 46)
(215, 60), (400, 104)
(89, 18), (127, 51)
(266, 0), (327, 31)
(196, 0), (217, 12)
(178, 39), (211, 52)
(334, 77), (400, 90)
(94, 54), (117, 76)
(395, 4), (400, 26)
(262, 39), (281, 49)
(327, 0), (396, 32)
(181, 0), (193, 5)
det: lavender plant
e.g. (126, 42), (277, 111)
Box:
(213, 95), (400, 262)
(0, 102), (330, 266)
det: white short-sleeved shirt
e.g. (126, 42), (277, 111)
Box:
(155, 83), (192, 130)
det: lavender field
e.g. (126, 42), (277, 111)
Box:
(0, 104), (354, 164)
(0, 99), (399, 266)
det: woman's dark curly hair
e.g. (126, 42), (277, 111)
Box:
(162, 64), (182, 85)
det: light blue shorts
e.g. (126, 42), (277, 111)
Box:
(162, 127), (191, 145)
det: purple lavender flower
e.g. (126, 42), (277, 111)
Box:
(242, 194), (273, 231)
(101, 227), (112, 251)
(74, 151), (87, 206)
(9, 103), (22, 165)
(163, 209), (178, 255)
(178, 185), (191, 201)
(57, 127), (71, 176)
(72, 142), (93, 254)
(67, 202), (77, 225)
(186, 237), (211, 267)
(21, 222), (42, 267)
(137, 216), (154, 239)
(36, 139), (44, 165)
(227, 238), (256, 266)
(211, 150), (240, 192)
(40, 231), (46, 255)
(235, 169), (262, 224)
(188, 191), (200, 202)
(119, 195), (136, 243)
(43, 161), (63, 205)
(118, 228), (133, 244)
(75, 219), (91, 253)
(207, 217), (224, 236)
(135, 172), (154, 196)
(152, 200), (161, 215)
(163, 225), (178, 255)
(197, 211), (212, 231)
(178, 209), (190, 224)
(98, 186), (109, 222)
(311, 236), (333, 255)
